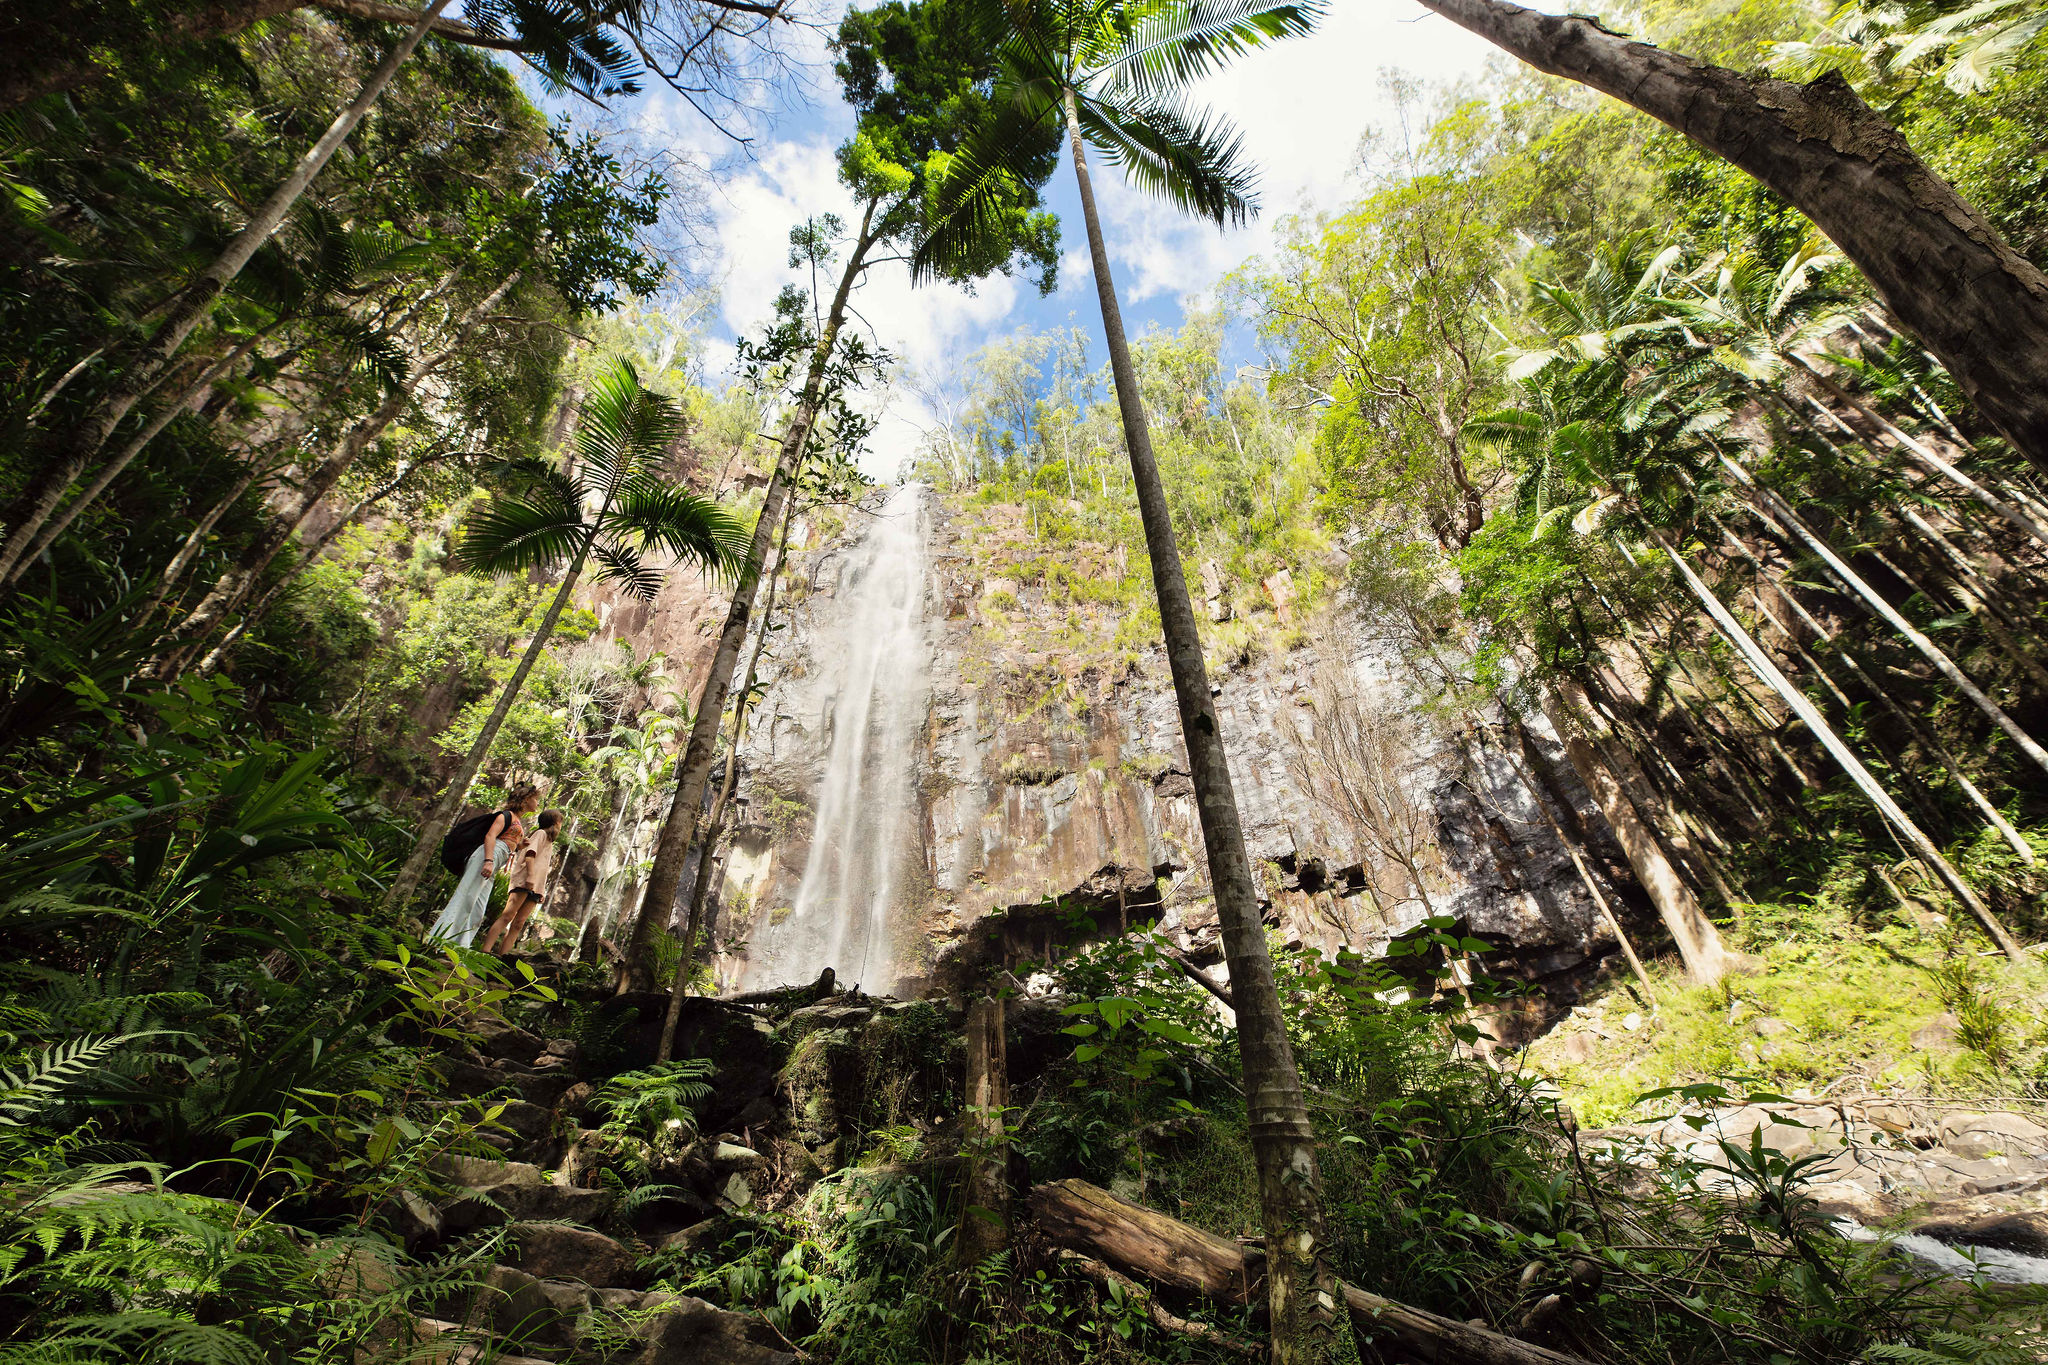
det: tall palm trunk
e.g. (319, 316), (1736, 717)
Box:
(1062, 90), (1350, 1365)
(9, 329), (271, 582)
(385, 523), (602, 916)
(1782, 355), (2048, 548)
(1543, 679), (1731, 982)
(1416, 0), (2048, 473)
(622, 201), (882, 989)
(1657, 530), (2025, 960)
(0, 0), (453, 583)
(1725, 459), (2048, 778)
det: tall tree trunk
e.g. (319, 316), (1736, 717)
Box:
(1656, 530), (2025, 960)
(1784, 355), (2048, 548)
(1062, 90), (1351, 1365)
(954, 990), (1012, 1267)
(1726, 460), (2048, 778)
(655, 498), (795, 1060)
(384, 535), (594, 916)
(1543, 679), (1731, 983)
(622, 201), (883, 990)
(0, 0), (452, 584)
(156, 272), (515, 678)
(9, 329), (270, 581)
(1416, 0), (2048, 473)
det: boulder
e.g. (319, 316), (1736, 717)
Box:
(1938, 1111), (2048, 1160)
(599, 994), (780, 1132)
(1910, 1012), (1959, 1051)
(376, 1189), (442, 1252)
(469, 1264), (595, 1351)
(440, 1181), (622, 1237)
(1912, 1211), (2048, 1258)
(475, 1017), (548, 1066)
(435, 1057), (578, 1109)
(504, 1222), (644, 1289)
(623, 1293), (797, 1365)
(432, 1154), (545, 1189)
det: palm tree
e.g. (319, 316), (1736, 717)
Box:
(912, 4), (1353, 1360)
(383, 361), (748, 914)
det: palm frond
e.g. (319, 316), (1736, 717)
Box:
(603, 479), (749, 577)
(454, 465), (586, 576)
(1076, 86), (1258, 226)
(589, 541), (661, 600)
(911, 75), (1066, 285)
(1094, 0), (1323, 95)
(575, 360), (686, 497)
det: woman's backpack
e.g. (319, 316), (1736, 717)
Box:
(440, 809), (509, 874)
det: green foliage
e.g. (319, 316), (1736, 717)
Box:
(590, 1059), (714, 1148)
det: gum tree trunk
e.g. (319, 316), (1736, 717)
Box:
(622, 201), (882, 989)
(1417, 0), (2048, 473)
(0, 0), (452, 584)
(1062, 89), (1352, 1365)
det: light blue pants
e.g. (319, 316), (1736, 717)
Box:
(426, 839), (508, 949)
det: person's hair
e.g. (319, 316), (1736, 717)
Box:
(537, 809), (562, 832)
(508, 784), (541, 809)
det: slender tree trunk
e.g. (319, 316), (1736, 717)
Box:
(1544, 679), (1731, 983)
(157, 272), (515, 677)
(0, 0), (452, 584)
(622, 201), (883, 990)
(1726, 461), (2048, 778)
(954, 991), (1012, 1267)
(1785, 354), (2048, 548)
(9, 329), (270, 581)
(655, 499), (795, 1058)
(1416, 0), (2048, 472)
(1061, 90), (1351, 1365)
(143, 465), (266, 623)
(1656, 530), (2025, 960)
(384, 541), (593, 916)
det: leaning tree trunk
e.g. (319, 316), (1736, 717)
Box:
(1656, 530), (2025, 960)
(1543, 679), (1732, 983)
(384, 536), (594, 916)
(155, 272), (516, 678)
(0, 0), (453, 585)
(654, 498), (797, 1059)
(622, 200), (882, 990)
(1062, 90), (1352, 1365)
(1723, 458), (2048, 779)
(8, 330), (273, 582)
(1417, 0), (2048, 474)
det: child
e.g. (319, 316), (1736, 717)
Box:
(426, 786), (539, 949)
(479, 807), (559, 955)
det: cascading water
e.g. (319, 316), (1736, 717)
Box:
(740, 483), (932, 994)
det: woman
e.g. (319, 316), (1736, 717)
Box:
(426, 786), (539, 949)
(478, 807), (559, 955)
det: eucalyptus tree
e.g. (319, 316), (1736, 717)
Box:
(911, 2), (1360, 1359)
(1413, 0), (2048, 475)
(384, 362), (746, 914)
(621, 0), (1059, 987)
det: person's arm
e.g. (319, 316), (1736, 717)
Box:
(481, 813), (509, 878)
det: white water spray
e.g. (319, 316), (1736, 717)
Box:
(742, 484), (932, 994)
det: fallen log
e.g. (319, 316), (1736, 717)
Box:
(1056, 1251), (1261, 1359)
(1029, 1179), (1593, 1365)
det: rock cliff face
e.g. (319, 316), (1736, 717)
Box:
(673, 489), (1634, 1017)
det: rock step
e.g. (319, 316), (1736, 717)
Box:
(469, 1266), (797, 1363)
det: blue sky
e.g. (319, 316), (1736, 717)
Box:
(565, 2), (1513, 474)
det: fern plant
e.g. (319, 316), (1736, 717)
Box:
(590, 1059), (714, 1150)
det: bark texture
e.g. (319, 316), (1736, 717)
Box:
(1028, 1179), (1592, 1365)
(1063, 92), (1350, 1365)
(1417, 0), (2048, 473)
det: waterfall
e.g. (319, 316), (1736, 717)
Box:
(741, 483), (932, 994)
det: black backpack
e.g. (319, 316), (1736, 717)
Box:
(440, 809), (510, 874)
